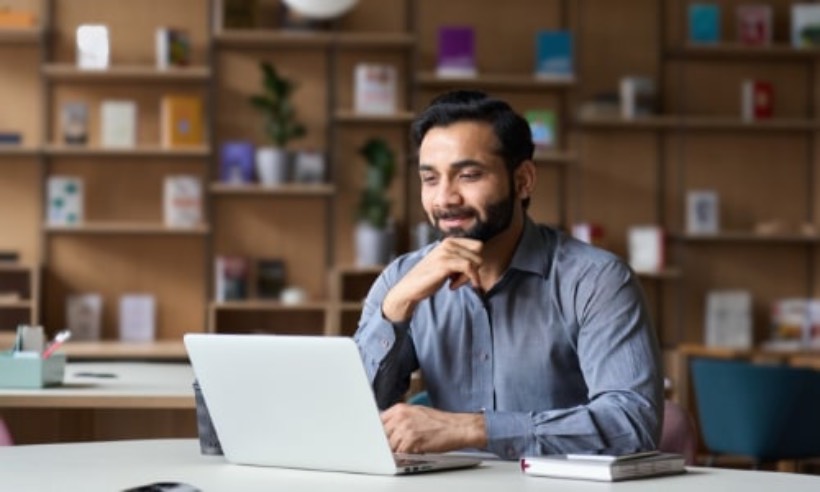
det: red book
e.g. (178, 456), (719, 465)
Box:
(741, 80), (774, 121)
(737, 5), (772, 46)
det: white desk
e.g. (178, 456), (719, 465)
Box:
(0, 363), (196, 443)
(1, 439), (819, 492)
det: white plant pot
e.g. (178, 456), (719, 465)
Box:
(355, 222), (391, 267)
(256, 147), (289, 185)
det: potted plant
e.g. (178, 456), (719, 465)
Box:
(249, 61), (306, 185)
(355, 137), (396, 266)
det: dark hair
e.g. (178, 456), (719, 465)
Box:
(411, 90), (534, 208)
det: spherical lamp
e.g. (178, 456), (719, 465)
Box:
(281, 0), (359, 20)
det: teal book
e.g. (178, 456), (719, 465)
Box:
(534, 30), (573, 80)
(689, 3), (721, 43)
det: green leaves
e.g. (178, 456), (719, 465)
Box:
(248, 62), (306, 147)
(357, 138), (396, 229)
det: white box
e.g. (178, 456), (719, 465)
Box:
(627, 225), (665, 273)
(118, 294), (156, 342)
(100, 100), (137, 148)
(686, 189), (720, 234)
(620, 76), (656, 119)
(76, 24), (110, 69)
(163, 175), (202, 228)
(66, 293), (103, 341)
(705, 290), (753, 349)
(47, 176), (84, 226)
(353, 63), (397, 115)
(791, 4), (820, 47)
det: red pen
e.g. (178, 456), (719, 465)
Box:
(42, 330), (71, 359)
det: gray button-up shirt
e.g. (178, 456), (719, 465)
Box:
(354, 218), (663, 459)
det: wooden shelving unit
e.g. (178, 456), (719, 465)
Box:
(41, 64), (212, 82)
(415, 72), (575, 90)
(42, 144), (211, 157)
(44, 223), (210, 235)
(210, 183), (335, 196)
(0, 28), (41, 44)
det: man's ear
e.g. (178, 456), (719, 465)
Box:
(515, 160), (536, 200)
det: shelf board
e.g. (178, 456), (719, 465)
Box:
(0, 145), (39, 156)
(42, 64), (211, 82)
(210, 182), (335, 196)
(214, 29), (332, 48)
(669, 43), (820, 60)
(334, 265), (385, 276)
(0, 263), (34, 272)
(636, 268), (682, 280)
(45, 223), (210, 235)
(334, 110), (415, 124)
(0, 27), (41, 44)
(43, 144), (210, 158)
(62, 340), (189, 360)
(0, 300), (32, 309)
(416, 72), (575, 90)
(533, 150), (577, 165)
(211, 300), (330, 311)
(674, 232), (820, 244)
(578, 115), (818, 132)
(334, 32), (415, 49)
(340, 301), (364, 311)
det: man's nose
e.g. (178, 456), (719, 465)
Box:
(432, 179), (461, 208)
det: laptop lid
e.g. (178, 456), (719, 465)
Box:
(183, 334), (481, 475)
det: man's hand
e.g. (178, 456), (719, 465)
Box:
(381, 403), (487, 454)
(382, 238), (483, 322)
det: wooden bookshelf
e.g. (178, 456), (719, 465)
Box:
(213, 29), (333, 48)
(668, 43), (820, 60)
(45, 223), (210, 235)
(333, 110), (415, 124)
(210, 183), (335, 196)
(636, 268), (682, 280)
(533, 150), (577, 166)
(0, 146), (39, 156)
(334, 32), (415, 48)
(41, 64), (211, 82)
(0, 28), (41, 44)
(42, 145), (211, 158)
(416, 72), (575, 90)
(675, 232), (820, 244)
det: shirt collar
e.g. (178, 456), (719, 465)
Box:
(507, 217), (552, 277)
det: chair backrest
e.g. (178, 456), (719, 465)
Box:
(0, 418), (13, 446)
(690, 357), (820, 462)
(659, 399), (697, 465)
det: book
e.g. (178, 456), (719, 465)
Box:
(524, 110), (557, 149)
(256, 259), (286, 299)
(521, 451), (686, 482)
(741, 79), (773, 121)
(163, 175), (202, 228)
(688, 3), (721, 44)
(214, 256), (248, 302)
(620, 76), (657, 119)
(219, 141), (255, 184)
(686, 189), (719, 234)
(534, 30), (574, 81)
(770, 298), (820, 345)
(155, 27), (191, 69)
(705, 290), (753, 348)
(628, 225), (665, 274)
(353, 63), (398, 115)
(160, 95), (204, 148)
(47, 176), (83, 226)
(76, 24), (110, 69)
(100, 100), (137, 148)
(0, 132), (22, 145)
(571, 223), (604, 247)
(791, 4), (820, 47)
(437, 26), (477, 78)
(737, 4), (772, 46)
(0, 9), (36, 27)
(118, 294), (156, 342)
(66, 293), (103, 341)
(293, 150), (325, 183)
(61, 101), (88, 145)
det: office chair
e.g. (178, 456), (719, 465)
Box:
(690, 357), (820, 468)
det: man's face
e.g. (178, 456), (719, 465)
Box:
(418, 121), (516, 242)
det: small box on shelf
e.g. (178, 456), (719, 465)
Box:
(0, 352), (66, 389)
(76, 24), (109, 69)
(686, 189), (720, 234)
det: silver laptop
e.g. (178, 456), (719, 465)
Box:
(184, 333), (482, 475)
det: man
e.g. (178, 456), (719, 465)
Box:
(353, 90), (662, 460)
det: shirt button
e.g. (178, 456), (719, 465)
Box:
(480, 352), (490, 361)
(380, 339), (390, 349)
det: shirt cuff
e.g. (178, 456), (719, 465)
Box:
(354, 313), (410, 379)
(483, 411), (534, 460)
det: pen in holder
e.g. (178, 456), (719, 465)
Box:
(193, 380), (223, 455)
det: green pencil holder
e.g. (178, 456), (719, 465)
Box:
(0, 352), (66, 388)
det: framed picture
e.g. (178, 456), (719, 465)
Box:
(686, 189), (720, 234)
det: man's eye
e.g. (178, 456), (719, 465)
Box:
(460, 172), (481, 181)
(420, 175), (437, 184)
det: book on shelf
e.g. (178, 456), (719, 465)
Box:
(160, 95), (204, 148)
(688, 3), (721, 44)
(0, 9), (36, 27)
(215, 256), (249, 302)
(66, 293), (103, 341)
(61, 101), (88, 145)
(525, 109), (557, 149)
(577, 92), (621, 119)
(155, 27), (191, 69)
(0, 132), (22, 145)
(353, 63), (398, 115)
(437, 26), (477, 78)
(791, 3), (820, 47)
(686, 189), (719, 234)
(293, 150), (325, 184)
(163, 175), (202, 228)
(619, 76), (656, 119)
(118, 294), (156, 342)
(76, 24), (110, 69)
(627, 225), (665, 274)
(520, 451), (686, 482)
(219, 141), (256, 184)
(737, 4), (772, 46)
(571, 222), (605, 247)
(100, 100), (137, 148)
(47, 175), (83, 226)
(770, 298), (820, 346)
(534, 30), (574, 81)
(256, 258), (286, 299)
(741, 79), (773, 121)
(705, 290), (753, 349)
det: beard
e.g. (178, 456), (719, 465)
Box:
(432, 190), (515, 243)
